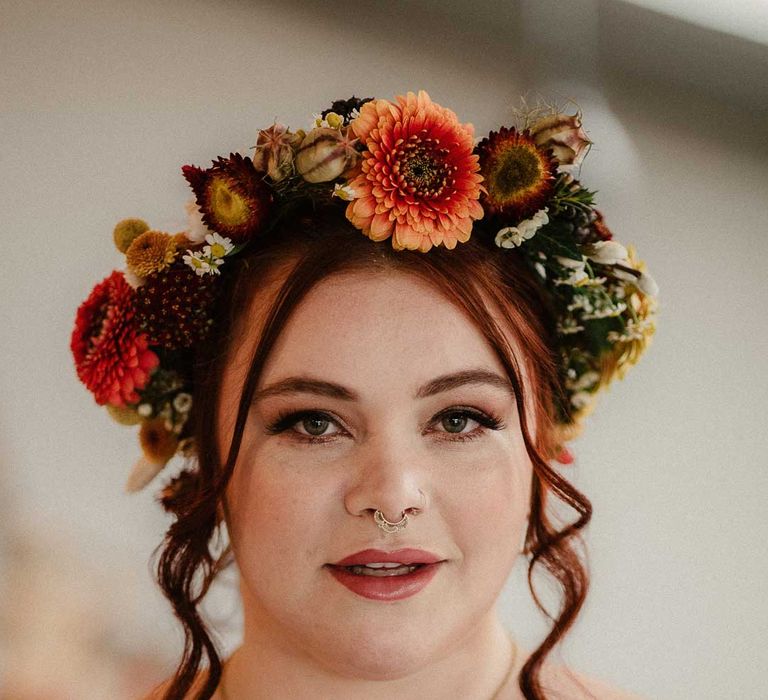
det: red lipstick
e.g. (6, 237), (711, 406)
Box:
(326, 548), (445, 601)
(332, 548), (443, 567)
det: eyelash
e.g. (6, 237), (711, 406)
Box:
(264, 407), (506, 446)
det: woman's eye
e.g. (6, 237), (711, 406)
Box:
(432, 409), (505, 443)
(265, 410), (343, 443)
(440, 413), (473, 434)
(296, 414), (339, 438)
(265, 407), (504, 445)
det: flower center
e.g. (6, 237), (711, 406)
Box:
(396, 136), (453, 199)
(210, 179), (248, 226)
(492, 145), (542, 201)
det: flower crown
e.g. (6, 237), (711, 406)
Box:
(71, 90), (658, 496)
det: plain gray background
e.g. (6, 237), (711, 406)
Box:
(1, 1), (767, 698)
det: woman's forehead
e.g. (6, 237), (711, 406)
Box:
(234, 268), (529, 395)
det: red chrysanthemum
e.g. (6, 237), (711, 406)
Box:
(71, 271), (160, 406)
(345, 90), (484, 253)
(476, 126), (557, 222)
(182, 152), (272, 244)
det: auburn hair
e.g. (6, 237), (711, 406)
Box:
(152, 203), (592, 699)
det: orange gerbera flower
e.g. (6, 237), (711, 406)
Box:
(345, 90), (484, 252)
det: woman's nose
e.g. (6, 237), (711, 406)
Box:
(343, 437), (429, 523)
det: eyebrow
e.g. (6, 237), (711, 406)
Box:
(252, 368), (515, 403)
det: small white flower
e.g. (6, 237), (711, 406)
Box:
(581, 301), (628, 320)
(534, 262), (547, 279)
(349, 107), (361, 121)
(637, 271), (659, 297)
(567, 370), (600, 392)
(613, 265), (658, 297)
(183, 251), (212, 276)
(578, 275), (607, 287)
(557, 317), (585, 335)
(204, 232), (234, 258)
(311, 111), (344, 130)
(554, 256), (590, 286)
(586, 240), (628, 265)
(555, 268), (589, 286)
(530, 207), (549, 227)
(332, 183), (359, 201)
(173, 392), (193, 414)
(137, 403), (153, 418)
(183, 240), (228, 276)
(607, 317), (654, 343)
(556, 255), (586, 269)
(567, 295), (594, 313)
(570, 391), (593, 409)
(494, 208), (549, 249)
(495, 227), (525, 248)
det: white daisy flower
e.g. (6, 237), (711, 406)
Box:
(332, 183), (359, 201)
(183, 250), (212, 277)
(204, 232), (234, 259)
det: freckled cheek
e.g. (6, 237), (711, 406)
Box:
(439, 447), (530, 566)
(226, 450), (333, 572)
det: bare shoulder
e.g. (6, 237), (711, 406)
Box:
(539, 660), (647, 700)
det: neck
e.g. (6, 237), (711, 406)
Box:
(219, 594), (519, 700)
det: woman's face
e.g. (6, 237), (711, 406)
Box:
(219, 269), (534, 679)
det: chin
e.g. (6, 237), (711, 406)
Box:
(306, 623), (448, 681)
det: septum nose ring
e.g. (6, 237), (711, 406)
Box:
(374, 509), (412, 534)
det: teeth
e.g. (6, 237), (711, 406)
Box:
(348, 564), (419, 577)
(364, 562), (406, 569)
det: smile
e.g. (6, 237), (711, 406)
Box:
(325, 562), (442, 600)
(345, 562), (422, 576)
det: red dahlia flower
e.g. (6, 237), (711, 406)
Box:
(345, 90), (484, 252)
(71, 271), (159, 406)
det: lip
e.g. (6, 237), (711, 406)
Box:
(331, 548), (444, 567)
(325, 561), (443, 601)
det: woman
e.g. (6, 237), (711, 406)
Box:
(71, 91), (655, 699)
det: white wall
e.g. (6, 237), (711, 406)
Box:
(1, 1), (766, 698)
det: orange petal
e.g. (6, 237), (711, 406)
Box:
(370, 212), (393, 239)
(352, 195), (376, 219)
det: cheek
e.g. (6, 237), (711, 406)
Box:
(440, 442), (531, 562)
(225, 444), (332, 573)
